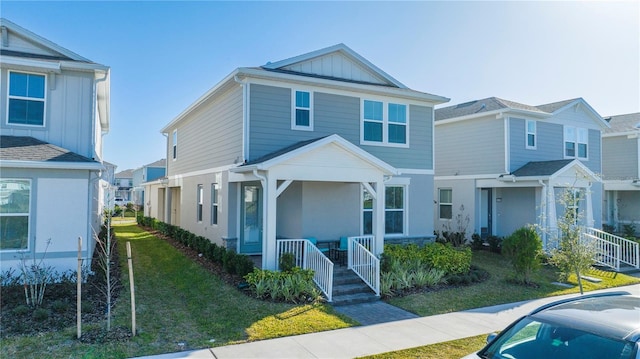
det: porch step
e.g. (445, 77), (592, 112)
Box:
(331, 267), (378, 306)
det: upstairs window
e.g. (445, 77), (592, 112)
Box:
(0, 179), (31, 251)
(8, 71), (46, 126)
(292, 90), (313, 130)
(172, 130), (177, 160)
(526, 120), (536, 149)
(362, 100), (408, 146)
(564, 126), (588, 159)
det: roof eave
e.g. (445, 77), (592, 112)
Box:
(0, 160), (104, 171)
(436, 108), (550, 125)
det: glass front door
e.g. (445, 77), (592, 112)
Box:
(240, 183), (262, 254)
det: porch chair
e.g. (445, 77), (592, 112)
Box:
(307, 237), (331, 256)
(330, 236), (348, 266)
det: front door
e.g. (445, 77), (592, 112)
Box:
(480, 188), (492, 238)
(240, 183), (263, 254)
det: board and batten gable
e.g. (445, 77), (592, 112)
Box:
(435, 115), (505, 176)
(248, 83), (434, 170)
(603, 135), (639, 180)
(0, 68), (96, 159)
(166, 84), (243, 176)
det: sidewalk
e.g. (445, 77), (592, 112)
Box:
(134, 284), (639, 359)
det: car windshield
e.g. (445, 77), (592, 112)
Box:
(478, 317), (636, 359)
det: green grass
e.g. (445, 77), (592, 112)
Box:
(388, 250), (640, 316)
(358, 334), (488, 359)
(1, 223), (356, 359)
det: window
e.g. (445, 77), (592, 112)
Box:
(196, 184), (203, 222)
(211, 183), (219, 225)
(292, 90), (313, 130)
(385, 186), (405, 235)
(362, 189), (373, 235)
(565, 126), (588, 159)
(439, 188), (452, 220)
(7, 71), (46, 126)
(566, 189), (583, 225)
(0, 179), (31, 250)
(172, 130), (177, 160)
(362, 100), (408, 146)
(526, 120), (536, 149)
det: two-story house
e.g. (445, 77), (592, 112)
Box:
(602, 113), (640, 235)
(0, 18), (110, 272)
(131, 159), (166, 207)
(146, 44), (449, 269)
(434, 97), (609, 249)
(114, 169), (133, 204)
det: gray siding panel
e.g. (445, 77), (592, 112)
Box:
(509, 118), (564, 171)
(586, 129), (601, 174)
(602, 136), (638, 179)
(168, 85), (244, 176)
(0, 69), (94, 158)
(249, 84), (434, 169)
(435, 116), (505, 176)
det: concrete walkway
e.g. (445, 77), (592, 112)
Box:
(133, 284), (639, 359)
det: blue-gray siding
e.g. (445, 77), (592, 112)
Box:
(248, 84), (434, 169)
(602, 136), (639, 180)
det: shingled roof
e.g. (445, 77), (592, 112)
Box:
(511, 160), (574, 177)
(603, 113), (640, 134)
(435, 97), (584, 121)
(0, 136), (97, 163)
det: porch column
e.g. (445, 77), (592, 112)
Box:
(374, 179), (385, 257)
(538, 182), (547, 248)
(262, 175), (278, 270)
(547, 185), (557, 240)
(585, 185), (594, 227)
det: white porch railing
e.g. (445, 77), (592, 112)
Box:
(276, 239), (334, 302)
(583, 232), (621, 271)
(348, 236), (380, 297)
(586, 227), (639, 270)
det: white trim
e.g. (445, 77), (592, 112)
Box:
(550, 98), (610, 129)
(504, 116), (510, 173)
(435, 108), (550, 126)
(172, 129), (177, 161)
(291, 89), (313, 131)
(360, 98), (410, 148)
(436, 173), (505, 181)
(0, 160), (103, 171)
(6, 70), (47, 127)
(602, 130), (640, 138)
(397, 168), (434, 175)
(438, 187), (453, 220)
(563, 125), (589, 160)
(165, 164), (238, 182)
(0, 178), (32, 252)
(526, 119), (537, 149)
(384, 184), (408, 236)
(0, 57), (61, 72)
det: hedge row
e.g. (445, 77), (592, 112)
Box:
(138, 216), (255, 277)
(382, 242), (472, 275)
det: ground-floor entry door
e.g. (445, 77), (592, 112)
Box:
(240, 182), (263, 254)
(481, 188), (492, 238)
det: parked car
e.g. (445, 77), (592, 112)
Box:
(114, 198), (126, 207)
(463, 292), (640, 359)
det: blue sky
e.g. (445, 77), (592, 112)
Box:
(2, 1), (638, 172)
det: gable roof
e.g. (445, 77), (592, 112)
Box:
(161, 44), (449, 133)
(115, 169), (134, 178)
(436, 97), (608, 128)
(603, 113), (640, 135)
(233, 134), (396, 175)
(0, 135), (102, 170)
(0, 18), (91, 63)
(145, 159), (166, 168)
(512, 159), (574, 177)
(262, 43), (406, 89)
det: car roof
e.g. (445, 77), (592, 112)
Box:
(531, 294), (640, 342)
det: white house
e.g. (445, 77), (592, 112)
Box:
(0, 18), (110, 273)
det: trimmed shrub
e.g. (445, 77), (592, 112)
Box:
(279, 253), (296, 272)
(487, 235), (503, 254)
(502, 226), (543, 284)
(244, 267), (320, 303)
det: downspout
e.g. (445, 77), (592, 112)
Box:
(93, 71), (109, 161)
(234, 74), (248, 164)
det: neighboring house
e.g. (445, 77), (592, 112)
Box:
(146, 43), (449, 269)
(602, 113), (640, 234)
(131, 159), (165, 207)
(0, 18), (110, 272)
(114, 169), (133, 203)
(433, 97), (609, 248)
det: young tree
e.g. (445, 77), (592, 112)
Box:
(548, 185), (597, 295)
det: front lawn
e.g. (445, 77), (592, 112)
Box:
(388, 250), (640, 316)
(0, 223), (356, 359)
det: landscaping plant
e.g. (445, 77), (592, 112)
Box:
(244, 267), (321, 303)
(502, 226), (543, 284)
